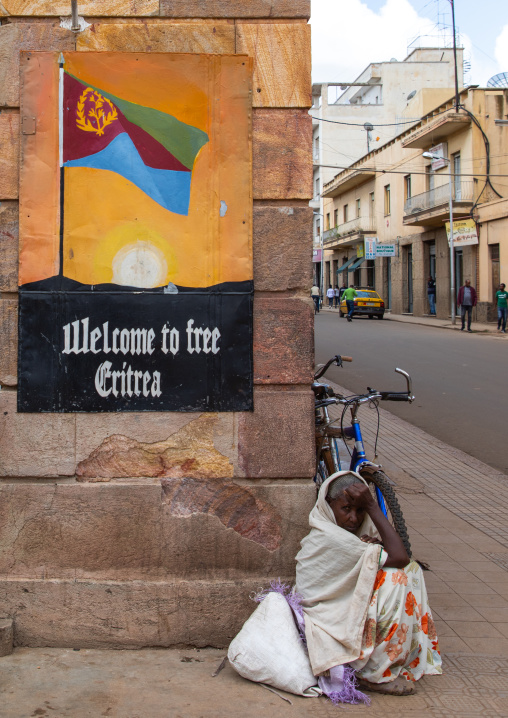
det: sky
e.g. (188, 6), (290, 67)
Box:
(311, 0), (508, 87)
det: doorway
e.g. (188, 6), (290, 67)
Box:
(454, 249), (463, 308)
(406, 246), (413, 313)
(386, 258), (392, 309)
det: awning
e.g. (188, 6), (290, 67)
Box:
(348, 257), (366, 271)
(336, 256), (358, 273)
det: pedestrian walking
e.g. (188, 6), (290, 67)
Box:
(326, 285), (335, 308)
(457, 279), (477, 332)
(311, 284), (320, 313)
(343, 285), (358, 322)
(334, 286), (341, 308)
(495, 283), (508, 333)
(427, 275), (436, 316)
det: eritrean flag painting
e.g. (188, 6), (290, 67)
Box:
(63, 72), (209, 215)
(18, 52), (253, 413)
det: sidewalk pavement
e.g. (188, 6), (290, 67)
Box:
(320, 305), (506, 335)
(2, 394), (508, 717)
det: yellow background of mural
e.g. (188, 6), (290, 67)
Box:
(19, 52), (253, 288)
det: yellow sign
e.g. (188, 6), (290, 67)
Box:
(356, 244), (364, 258)
(445, 218), (478, 247)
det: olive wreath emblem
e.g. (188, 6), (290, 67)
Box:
(76, 87), (118, 136)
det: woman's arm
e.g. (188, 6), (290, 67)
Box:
(344, 484), (409, 568)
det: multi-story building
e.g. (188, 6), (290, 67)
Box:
(321, 86), (508, 321)
(311, 47), (464, 288)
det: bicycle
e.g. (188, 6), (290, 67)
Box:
(313, 354), (415, 556)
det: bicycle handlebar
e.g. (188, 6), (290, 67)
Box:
(314, 354), (353, 380)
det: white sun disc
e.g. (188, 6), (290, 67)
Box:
(112, 241), (168, 288)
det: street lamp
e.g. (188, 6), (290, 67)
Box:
(313, 212), (324, 300)
(422, 151), (456, 325)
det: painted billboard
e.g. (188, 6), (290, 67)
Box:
(18, 52), (253, 412)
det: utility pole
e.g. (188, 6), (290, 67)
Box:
(449, 0), (460, 112)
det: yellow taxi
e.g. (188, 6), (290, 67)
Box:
(339, 287), (385, 319)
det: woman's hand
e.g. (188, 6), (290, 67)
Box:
(360, 535), (383, 545)
(343, 483), (377, 512)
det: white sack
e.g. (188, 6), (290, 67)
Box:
(228, 592), (321, 697)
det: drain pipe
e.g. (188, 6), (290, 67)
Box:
(71, 0), (80, 32)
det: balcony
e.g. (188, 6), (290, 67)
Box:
(322, 168), (376, 197)
(403, 182), (474, 226)
(402, 109), (471, 149)
(323, 217), (376, 247)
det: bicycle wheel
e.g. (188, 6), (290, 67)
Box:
(359, 469), (412, 558)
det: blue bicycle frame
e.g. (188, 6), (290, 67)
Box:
(348, 418), (388, 518)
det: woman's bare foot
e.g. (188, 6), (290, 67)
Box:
(357, 677), (416, 696)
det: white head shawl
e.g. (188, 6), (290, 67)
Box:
(295, 471), (383, 676)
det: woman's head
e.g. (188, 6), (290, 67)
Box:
(326, 474), (366, 532)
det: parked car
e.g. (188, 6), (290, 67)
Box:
(339, 287), (385, 319)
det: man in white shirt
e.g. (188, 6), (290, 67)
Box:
(326, 286), (335, 308)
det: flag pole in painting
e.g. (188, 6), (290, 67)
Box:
(58, 52), (65, 278)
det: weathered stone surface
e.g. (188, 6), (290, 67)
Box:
(76, 414), (234, 480)
(0, 112), (19, 199)
(0, 392), (75, 477)
(238, 389), (314, 478)
(161, 477), (282, 551)
(0, 482), (314, 580)
(0, 618), (13, 656)
(0, 297), (18, 386)
(0, 201), (18, 292)
(253, 206), (313, 291)
(253, 110), (312, 199)
(236, 23), (311, 108)
(160, 0), (311, 17)
(0, 577), (280, 648)
(254, 297), (313, 384)
(0, 23), (75, 107)
(77, 21), (235, 53)
(0, 1), (159, 15)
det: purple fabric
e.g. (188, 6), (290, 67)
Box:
(253, 580), (370, 705)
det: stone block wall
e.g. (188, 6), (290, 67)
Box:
(0, 1), (314, 647)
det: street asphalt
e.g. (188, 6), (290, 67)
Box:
(315, 311), (508, 474)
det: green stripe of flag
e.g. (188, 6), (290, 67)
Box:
(66, 72), (209, 170)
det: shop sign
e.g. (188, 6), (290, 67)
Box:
(364, 237), (377, 259)
(429, 142), (448, 171)
(313, 248), (323, 262)
(445, 218), (479, 247)
(376, 244), (397, 257)
(356, 244), (364, 258)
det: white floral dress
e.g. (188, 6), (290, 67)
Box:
(350, 559), (443, 683)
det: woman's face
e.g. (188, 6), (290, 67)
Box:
(329, 492), (366, 533)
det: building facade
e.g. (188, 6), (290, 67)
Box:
(321, 86), (508, 321)
(311, 47), (464, 289)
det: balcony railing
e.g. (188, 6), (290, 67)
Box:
(404, 182), (474, 215)
(323, 217), (376, 243)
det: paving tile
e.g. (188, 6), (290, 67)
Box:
(475, 607), (508, 622)
(434, 605), (486, 622)
(495, 623), (508, 638)
(426, 592), (470, 608)
(465, 593), (508, 609)
(447, 621), (504, 638)
(443, 580), (495, 595)
(462, 637), (508, 656)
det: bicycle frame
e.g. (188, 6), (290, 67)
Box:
(346, 405), (388, 518)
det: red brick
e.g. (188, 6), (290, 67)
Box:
(238, 388), (315, 478)
(254, 297), (313, 384)
(253, 109), (312, 199)
(253, 205), (313, 291)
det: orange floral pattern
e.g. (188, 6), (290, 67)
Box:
(351, 560), (442, 685)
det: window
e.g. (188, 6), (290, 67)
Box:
(356, 199), (361, 218)
(384, 185), (391, 215)
(313, 135), (319, 161)
(404, 175), (412, 200)
(314, 177), (320, 197)
(343, 204), (349, 223)
(369, 192), (375, 218)
(326, 213), (331, 230)
(316, 220), (320, 237)
(334, 209), (339, 227)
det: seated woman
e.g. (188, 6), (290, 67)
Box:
(296, 472), (442, 696)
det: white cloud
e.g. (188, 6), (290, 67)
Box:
(311, 0), (440, 82)
(495, 24), (508, 74)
